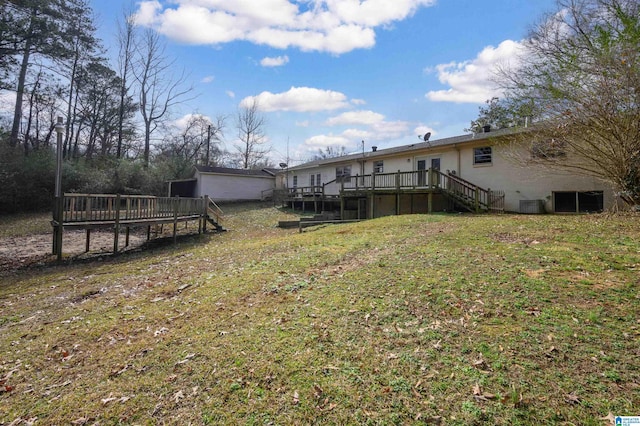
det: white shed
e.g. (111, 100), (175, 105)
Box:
(169, 166), (278, 202)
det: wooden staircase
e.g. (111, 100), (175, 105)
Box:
(438, 172), (504, 213)
(206, 198), (226, 232)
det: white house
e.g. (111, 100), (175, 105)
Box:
(169, 166), (278, 202)
(283, 128), (614, 217)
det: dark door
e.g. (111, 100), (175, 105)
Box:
(417, 159), (427, 186)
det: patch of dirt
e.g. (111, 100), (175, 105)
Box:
(0, 230), (146, 274)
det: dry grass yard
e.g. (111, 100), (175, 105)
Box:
(1, 204), (639, 425)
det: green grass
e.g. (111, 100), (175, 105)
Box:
(1, 205), (639, 425)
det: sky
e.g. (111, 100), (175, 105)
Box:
(90, 0), (558, 167)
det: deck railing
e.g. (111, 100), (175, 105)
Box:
(59, 193), (206, 224)
(326, 169), (502, 212)
(278, 170), (504, 213)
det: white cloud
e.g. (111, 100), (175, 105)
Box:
(425, 39), (523, 104)
(173, 113), (211, 130)
(296, 120), (310, 127)
(260, 55), (289, 67)
(133, 0), (436, 54)
(0, 91), (17, 113)
(324, 109), (412, 142)
(133, 0), (162, 26)
(326, 110), (384, 126)
(351, 98), (367, 105)
(226, 90), (236, 98)
(240, 87), (350, 112)
(300, 134), (353, 155)
(201, 75), (215, 83)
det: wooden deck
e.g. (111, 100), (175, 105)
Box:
(51, 194), (224, 260)
(276, 169), (504, 218)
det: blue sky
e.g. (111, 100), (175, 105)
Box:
(90, 0), (557, 166)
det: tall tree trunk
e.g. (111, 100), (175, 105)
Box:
(64, 39), (80, 157)
(10, 36), (32, 147)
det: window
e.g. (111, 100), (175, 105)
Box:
(310, 174), (315, 187)
(336, 165), (351, 182)
(316, 173), (321, 186)
(292, 175), (298, 188)
(373, 160), (384, 173)
(554, 191), (603, 213)
(474, 147), (492, 165)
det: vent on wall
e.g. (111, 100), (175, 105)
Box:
(519, 199), (545, 214)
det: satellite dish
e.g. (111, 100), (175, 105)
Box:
(424, 132), (431, 142)
(279, 162), (288, 168)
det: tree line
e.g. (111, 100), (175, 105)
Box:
(0, 0), (271, 212)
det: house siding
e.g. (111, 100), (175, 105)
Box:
(286, 132), (614, 213)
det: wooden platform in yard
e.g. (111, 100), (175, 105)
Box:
(51, 193), (224, 260)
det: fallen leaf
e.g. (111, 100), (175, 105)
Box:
(175, 353), (196, 366)
(173, 390), (184, 403)
(154, 327), (169, 337)
(473, 383), (482, 396)
(564, 392), (580, 404)
(472, 358), (491, 371)
(293, 390), (299, 404)
(600, 412), (615, 425)
(313, 384), (323, 399)
(472, 383), (496, 401)
(109, 365), (129, 378)
(101, 394), (117, 405)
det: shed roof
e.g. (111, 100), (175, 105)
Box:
(194, 166), (278, 177)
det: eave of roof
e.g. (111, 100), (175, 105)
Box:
(194, 166), (277, 177)
(287, 126), (528, 171)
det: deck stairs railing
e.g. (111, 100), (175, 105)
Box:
(275, 169), (504, 213)
(329, 169), (504, 213)
(206, 198), (225, 231)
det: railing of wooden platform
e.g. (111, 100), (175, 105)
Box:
(52, 194), (223, 260)
(280, 169), (504, 213)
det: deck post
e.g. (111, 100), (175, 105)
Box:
(85, 229), (90, 253)
(113, 194), (121, 254)
(340, 195), (345, 220)
(173, 197), (178, 243)
(203, 196), (209, 233)
(428, 192), (433, 213)
(428, 168), (433, 188)
(369, 194), (374, 219)
(125, 227), (130, 247)
(53, 196), (64, 260)
(395, 170), (401, 215)
(322, 184), (326, 211)
(475, 189), (480, 213)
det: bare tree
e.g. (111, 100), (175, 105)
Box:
(234, 99), (270, 169)
(115, 7), (136, 159)
(499, 0), (640, 206)
(161, 114), (225, 165)
(313, 145), (347, 160)
(133, 29), (192, 167)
